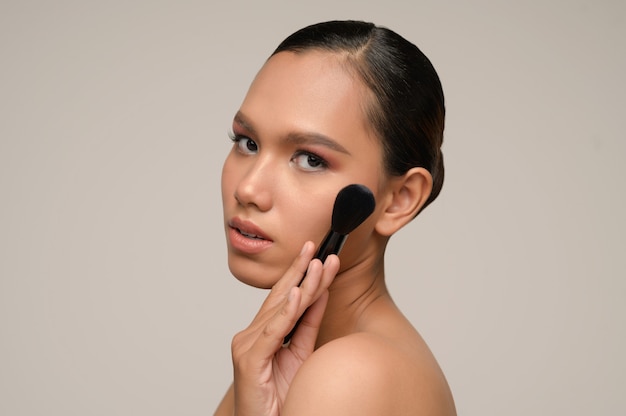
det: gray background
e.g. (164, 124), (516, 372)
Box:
(1, 1), (624, 415)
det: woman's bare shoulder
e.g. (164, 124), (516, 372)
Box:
(282, 332), (456, 416)
(213, 382), (234, 416)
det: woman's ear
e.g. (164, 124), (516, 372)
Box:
(374, 167), (433, 236)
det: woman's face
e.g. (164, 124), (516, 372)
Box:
(221, 51), (388, 288)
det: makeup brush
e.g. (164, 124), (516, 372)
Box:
(283, 183), (376, 344)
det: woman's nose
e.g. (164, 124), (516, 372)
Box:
(233, 159), (273, 212)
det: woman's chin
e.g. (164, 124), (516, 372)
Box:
(227, 257), (280, 289)
(232, 273), (274, 289)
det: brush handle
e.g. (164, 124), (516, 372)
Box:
(315, 230), (347, 260)
(284, 230), (347, 344)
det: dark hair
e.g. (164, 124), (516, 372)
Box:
(272, 20), (445, 212)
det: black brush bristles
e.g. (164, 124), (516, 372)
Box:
(332, 184), (376, 235)
(312, 184), (376, 261)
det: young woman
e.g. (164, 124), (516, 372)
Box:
(215, 20), (455, 416)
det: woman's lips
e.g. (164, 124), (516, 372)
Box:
(227, 218), (273, 254)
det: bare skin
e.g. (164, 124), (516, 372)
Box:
(215, 51), (456, 416)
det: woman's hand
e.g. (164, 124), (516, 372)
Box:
(230, 241), (340, 416)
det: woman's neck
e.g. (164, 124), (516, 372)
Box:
(314, 243), (391, 348)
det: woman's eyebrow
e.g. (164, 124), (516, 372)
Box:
(233, 111), (257, 135)
(285, 132), (351, 155)
(234, 111), (350, 155)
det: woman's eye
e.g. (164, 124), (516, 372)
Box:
(292, 152), (328, 171)
(231, 135), (258, 155)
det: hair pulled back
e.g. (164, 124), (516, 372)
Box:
(272, 20), (445, 211)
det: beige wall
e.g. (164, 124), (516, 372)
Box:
(1, 1), (624, 414)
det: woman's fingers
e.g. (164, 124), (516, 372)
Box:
(236, 287), (296, 364)
(297, 254), (338, 309)
(233, 246), (339, 367)
(288, 289), (329, 354)
(274, 241), (316, 290)
(232, 286), (299, 365)
(248, 253), (338, 355)
(246, 241), (315, 326)
(288, 254), (338, 350)
(259, 242), (315, 306)
(252, 260), (323, 352)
